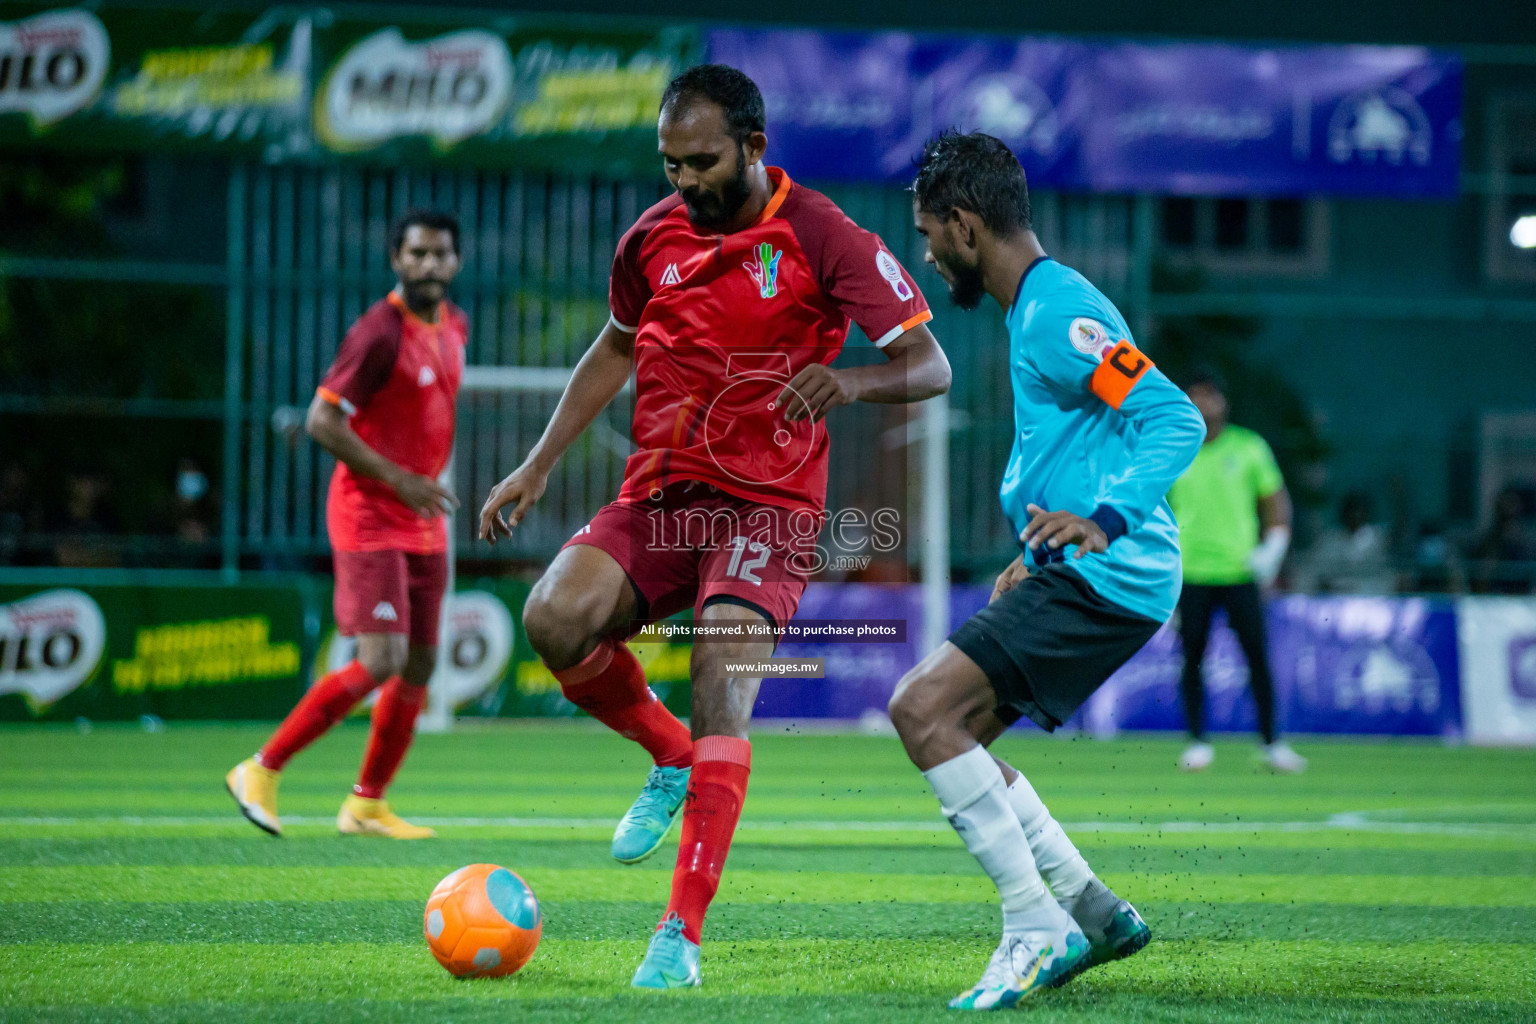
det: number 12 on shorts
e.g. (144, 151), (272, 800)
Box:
(725, 536), (770, 584)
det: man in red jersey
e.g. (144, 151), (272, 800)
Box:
(226, 209), (465, 840)
(477, 65), (951, 987)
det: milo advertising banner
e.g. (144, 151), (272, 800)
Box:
(0, 581), (316, 721)
(0, 576), (558, 722)
(0, 5), (311, 157)
(0, 4), (698, 174)
(310, 17), (697, 173)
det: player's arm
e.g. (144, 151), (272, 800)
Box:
(1022, 327), (1205, 558)
(305, 395), (457, 517)
(477, 319), (634, 542)
(777, 323), (951, 422)
(1250, 446), (1293, 585)
(1081, 350), (1207, 544)
(311, 317), (456, 518)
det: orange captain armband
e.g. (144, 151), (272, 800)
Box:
(1089, 340), (1153, 410)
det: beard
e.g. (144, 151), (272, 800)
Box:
(938, 251), (986, 310)
(401, 278), (447, 309)
(681, 146), (753, 230)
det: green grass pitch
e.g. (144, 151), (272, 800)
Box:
(1, 722), (1533, 1023)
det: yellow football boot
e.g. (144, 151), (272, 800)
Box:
(225, 758), (282, 837)
(337, 795), (436, 839)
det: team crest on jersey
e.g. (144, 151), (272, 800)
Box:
(418, 365), (436, 386)
(876, 249), (914, 301)
(743, 242), (783, 299)
(1069, 317), (1113, 358)
(659, 262), (682, 287)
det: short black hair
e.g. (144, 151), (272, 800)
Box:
(660, 64), (765, 143)
(389, 208), (459, 255)
(1182, 364), (1228, 396)
(911, 130), (1031, 236)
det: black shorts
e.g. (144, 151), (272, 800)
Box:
(949, 564), (1163, 732)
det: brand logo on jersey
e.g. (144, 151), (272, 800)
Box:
(417, 365), (436, 387)
(743, 242), (783, 299)
(875, 249), (914, 301)
(1069, 317), (1112, 358)
(371, 601), (398, 622)
(659, 262), (682, 287)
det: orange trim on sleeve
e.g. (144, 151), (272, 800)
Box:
(1090, 340), (1154, 410)
(899, 309), (933, 333)
(753, 168), (793, 225)
(316, 387), (345, 407)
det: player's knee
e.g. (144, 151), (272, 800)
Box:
(356, 639), (407, 682)
(887, 671), (939, 750)
(522, 587), (601, 665)
(401, 649), (435, 687)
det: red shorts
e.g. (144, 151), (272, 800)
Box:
(332, 548), (448, 646)
(564, 482), (816, 632)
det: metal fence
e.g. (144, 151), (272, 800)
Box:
(225, 162), (1143, 575)
(4, 153), (1535, 590)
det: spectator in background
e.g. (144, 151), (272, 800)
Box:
(1411, 520), (1464, 594)
(1292, 491), (1397, 594)
(0, 461), (45, 565)
(170, 457), (217, 568)
(1471, 485), (1535, 595)
(53, 472), (119, 568)
(1167, 369), (1305, 774)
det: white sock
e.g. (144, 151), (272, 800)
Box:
(1005, 773), (1096, 903)
(923, 746), (1050, 916)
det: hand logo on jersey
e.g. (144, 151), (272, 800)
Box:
(743, 243), (783, 299)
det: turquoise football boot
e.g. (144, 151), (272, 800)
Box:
(949, 905), (1091, 1010)
(1064, 878), (1152, 969)
(631, 912), (702, 989)
(612, 764), (690, 864)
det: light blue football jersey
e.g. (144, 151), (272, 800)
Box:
(1000, 257), (1206, 623)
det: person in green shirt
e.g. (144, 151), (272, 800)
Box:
(1167, 370), (1305, 774)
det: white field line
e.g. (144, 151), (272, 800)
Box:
(1, 814), (1533, 838)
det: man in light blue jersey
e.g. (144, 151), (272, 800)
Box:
(889, 131), (1206, 1010)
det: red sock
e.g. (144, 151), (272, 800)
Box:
(663, 736), (751, 944)
(353, 678), (427, 799)
(258, 660), (379, 771)
(553, 640), (693, 768)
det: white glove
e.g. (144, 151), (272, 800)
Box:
(1249, 526), (1291, 587)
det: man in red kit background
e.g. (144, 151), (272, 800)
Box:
(226, 209), (465, 840)
(477, 65), (952, 988)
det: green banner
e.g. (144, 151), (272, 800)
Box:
(0, 6), (312, 159)
(0, 581), (321, 722)
(311, 16), (696, 174)
(0, 575), (687, 722)
(0, 5), (698, 174)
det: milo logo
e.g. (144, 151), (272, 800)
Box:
(0, 589), (107, 706)
(0, 9), (110, 126)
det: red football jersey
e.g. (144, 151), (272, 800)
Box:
(609, 168), (932, 514)
(317, 292), (466, 553)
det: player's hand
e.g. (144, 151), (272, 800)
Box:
(1021, 503), (1108, 559)
(392, 472), (458, 518)
(990, 554), (1031, 603)
(477, 463), (549, 544)
(777, 364), (860, 423)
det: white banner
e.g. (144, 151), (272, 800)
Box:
(1456, 597), (1536, 745)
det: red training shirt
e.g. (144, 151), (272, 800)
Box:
(609, 167), (932, 515)
(317, 291), (466, 553)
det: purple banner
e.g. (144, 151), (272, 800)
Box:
(755, 585), (1464, 737)
(1099, 596), (1462, 737)
(707, 31), (1461, 197)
